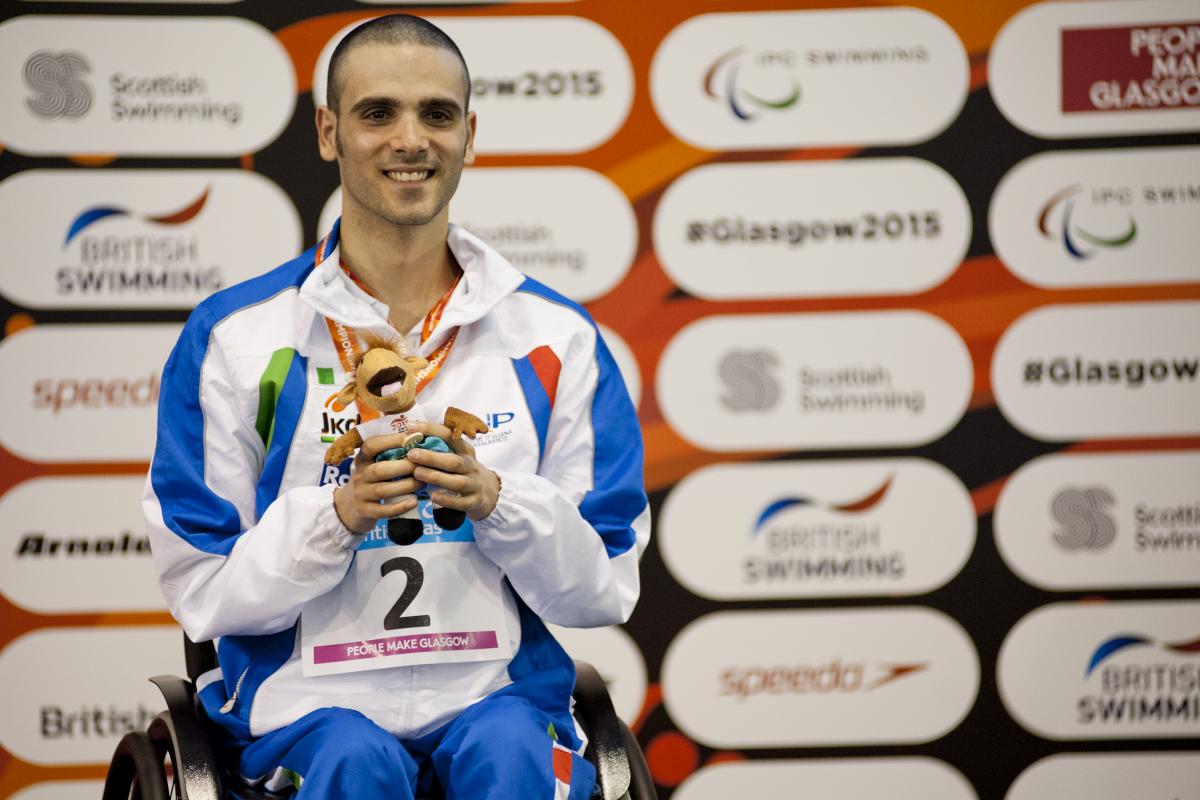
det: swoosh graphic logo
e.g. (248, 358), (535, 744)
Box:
(1085, 634), (1200, 676)
(703, 47), (801, 122)
(1036, 185), (1137, 260)
(864, 662), (928, 692)
(753, 475), (894, 533)
(64, 186), (211, 246)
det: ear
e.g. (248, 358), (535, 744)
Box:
(316, 105), (338, 163)
(463, 110), (476, 166)
(332, 381), (357, 411)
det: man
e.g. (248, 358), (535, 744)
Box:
(144, 14), (648, 799)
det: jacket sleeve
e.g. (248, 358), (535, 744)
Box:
(473, 324), (650, 628)
(144, 306), (361, 642)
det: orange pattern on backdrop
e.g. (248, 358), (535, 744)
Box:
(2, 0), (1197, 796)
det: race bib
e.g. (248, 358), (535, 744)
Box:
(300, 504), (511, 677)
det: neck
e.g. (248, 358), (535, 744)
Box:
(338, 208), (459, 337)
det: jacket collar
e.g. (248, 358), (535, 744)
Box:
(299, 218), (525, 355)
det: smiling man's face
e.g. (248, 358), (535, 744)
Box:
(318, 42), (475, 230)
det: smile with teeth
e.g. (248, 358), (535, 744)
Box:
(385, 169), (432, 183)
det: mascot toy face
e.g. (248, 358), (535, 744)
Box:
(335, 336), (429, 417)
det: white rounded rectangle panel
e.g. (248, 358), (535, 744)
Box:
(0, 16), (295, 156)
(990, 146), (1200, 289)
(995, 450), (1200, 590)
(657, 311), (972, 451)
(654, 159), (970, 300)
(0, 169), (301, 309)
(992, 301), (1200, 441)
(998, 600), (1200, 740)
(659, 458), (975, 599)
(651, 8), (968, 150)
(10, 781), (106, 800)
(662, 608), (979, 748)
(675, 758), (977, 800)
(0, 626), (184, 765)
(990, 0), (1200, 138)
(0, 476), (163, 614)
(1006, 752), (1200, 800)
(0, 324), (181, 463)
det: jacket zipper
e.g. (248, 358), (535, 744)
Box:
(219, 665), (250, 714)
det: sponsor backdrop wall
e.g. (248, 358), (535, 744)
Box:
(0, 0), (1197, 797)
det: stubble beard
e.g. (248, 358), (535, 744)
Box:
(335, 124), (466, 230)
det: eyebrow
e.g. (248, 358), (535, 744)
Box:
(348, 95), (464, 115)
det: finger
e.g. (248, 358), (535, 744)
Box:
(445, 434), (477, 458)
(369, 488), (418, 507)
(429, 491), (473, 511)
(406, 447), (470, 474)
(363, 480), (423, 502)
(356, 497), (418, 519)
(413, 467), (471, 494)
(357, 458), (416, 484)
(405, 420), (455, 441)
(358, 433), (418, 461)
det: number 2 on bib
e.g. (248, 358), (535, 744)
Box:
(381, 556), (431, 630)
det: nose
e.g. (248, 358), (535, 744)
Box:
(388, 113), (428, 156)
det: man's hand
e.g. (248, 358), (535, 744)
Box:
(332, 433), (426, 533)
(403, 420), (500, 521)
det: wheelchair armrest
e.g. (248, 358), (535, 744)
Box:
(621, 718), (657, 800)
(572, 660), (632, 800)
(149, 675), (225, 800)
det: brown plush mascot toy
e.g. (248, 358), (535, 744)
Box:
(323, 334), (489, 545)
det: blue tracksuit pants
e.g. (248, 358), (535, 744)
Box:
(236, 693), (597, 799)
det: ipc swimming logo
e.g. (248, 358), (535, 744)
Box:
(703, 47), (800, 122)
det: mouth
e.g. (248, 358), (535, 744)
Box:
(383, 168), (434, 184)
(366, 366), (408, 397)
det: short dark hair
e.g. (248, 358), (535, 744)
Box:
(326, 14), (471, 114)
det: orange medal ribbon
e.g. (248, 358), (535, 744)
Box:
(319, 235), (462, 419)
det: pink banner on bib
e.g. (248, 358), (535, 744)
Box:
(313, 630), (499, 664)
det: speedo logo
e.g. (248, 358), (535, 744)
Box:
(661, 607), (979, 747)
(33, 375), (159, 416)
(719, 659), (926, 701)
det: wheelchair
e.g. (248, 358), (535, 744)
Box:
(103, 633), (656, 800)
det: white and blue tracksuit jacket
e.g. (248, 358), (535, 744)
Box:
(144, 221), (650, 742)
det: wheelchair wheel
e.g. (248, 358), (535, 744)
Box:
(148, 712), (203, 800)
(102, 729), (170, 800)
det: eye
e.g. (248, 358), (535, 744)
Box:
(426, 108), (454, 123)
(363, 107), (392, 122)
